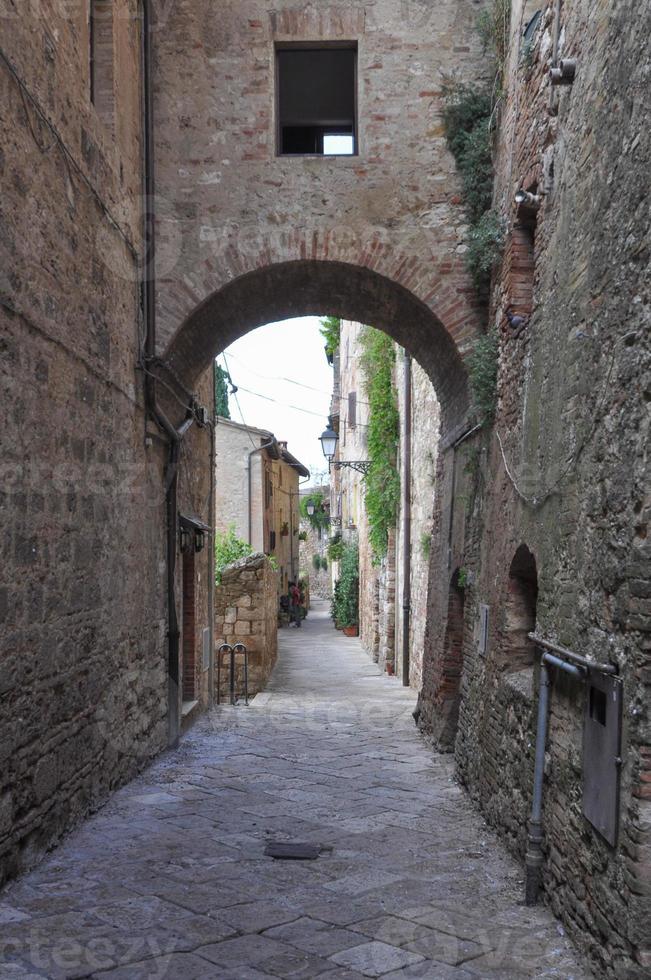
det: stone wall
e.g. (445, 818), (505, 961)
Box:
(299, 520), (330, 600)
(0, 0), (214, 887)
(214, 554), (278, 698)
(420, 1), (651, 975)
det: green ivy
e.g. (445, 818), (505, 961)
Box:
(319, 316), (341, 359)
(360, 328), (400, 563)
(299, 491), (330, 534)
(327, 534), (344, 562)
(332, 541), (359, 628)
(466, 209), (503, 295)
(312, 553), (322, 571)
(214, 362), (231, 418)
(467, 328), (499, 426)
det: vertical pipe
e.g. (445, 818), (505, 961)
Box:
(525, 661), (550, 905)
(208, 419), (215, 705)
(401, 352), (412, 686)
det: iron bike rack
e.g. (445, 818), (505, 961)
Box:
(216, 642), (249, 706)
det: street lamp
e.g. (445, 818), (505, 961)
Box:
(306, 501), (316, 517)
(319, 420), (338, 462)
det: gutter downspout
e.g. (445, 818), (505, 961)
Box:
(248, 438), (276, 546)
(141, 0), (195, 747)
(401, 352), (412, 687)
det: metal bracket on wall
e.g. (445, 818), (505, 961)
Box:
(333, 460), (372, 475)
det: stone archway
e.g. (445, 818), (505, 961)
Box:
(162, 259), (474, 434)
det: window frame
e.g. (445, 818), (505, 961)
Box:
(275, 41), (359, 158)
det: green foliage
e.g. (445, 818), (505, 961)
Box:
(327, 533), (344, 563)
(319, 316), (341, 358)
(420, 532), (432, 559)
(214, 362), (231, 419)
(457, 567), (469, 590)
(312, 553), (322, 571)
(467, 328), (499, 426)
(441, 0), (510, 302)
(476, 0), (511, 93)
(359, 328), (400, 563)
(214, 525), (252, 584)
(466, 209), (503, 296)
(299, 491), (330, 534)
(298, 530), (308, 541)
(332, 542), (359, 628)
(321, 556), (327, 571)
(442, 85), (493, 224)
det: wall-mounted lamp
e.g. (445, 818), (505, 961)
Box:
(194, 528), (206, 553)
(319, 419), (338, 462)
(180, 526), (193, 554)
(306, 501), (316, 517)
(550, 59), (576, 86)
(515, 189), (541, 211)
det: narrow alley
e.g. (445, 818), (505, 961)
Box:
(1, 604), (590, 980)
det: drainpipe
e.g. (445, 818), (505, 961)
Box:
(248, 438), (276, 546)
(401, 352), (412, 686)
(525, 647), (586, 905)
(141, 0), (195, 747)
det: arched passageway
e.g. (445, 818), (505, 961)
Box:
(162, 260), (474, 435)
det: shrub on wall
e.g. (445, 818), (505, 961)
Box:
(319, 316), (341, 361)
(215, 525), (253, 584)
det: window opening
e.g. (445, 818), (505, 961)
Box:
(277, 47), (357, 156)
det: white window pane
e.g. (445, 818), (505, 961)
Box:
(323, 135), (355, 155)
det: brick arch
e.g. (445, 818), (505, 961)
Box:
(163, 259), (477, 431)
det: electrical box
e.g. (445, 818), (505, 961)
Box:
(202, 627), (211, 672)
(583, 671), (623, 846)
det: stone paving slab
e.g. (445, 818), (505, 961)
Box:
(0, 602), (593, 979)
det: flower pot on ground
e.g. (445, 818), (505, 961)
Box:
(386, 662), (395, 676)
(343, 625), (359, 637)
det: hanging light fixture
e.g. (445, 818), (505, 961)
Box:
(319, 420), (338, 462)
(306, 501), (316, 517)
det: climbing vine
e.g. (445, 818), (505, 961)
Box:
(332, 541), (359, 628)
(319, 316), (341, 360)
(214, 362), (231, 418)
(359, 327), (400, 563)
(467, 327), (499, 426)
(299, 490), (330, 535)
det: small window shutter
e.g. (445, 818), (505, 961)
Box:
(348, 391), (356, 429)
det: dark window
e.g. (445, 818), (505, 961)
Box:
(90, 0), (114, 125)
(348, 391), (357, 429)
(277, 47), (357, 156)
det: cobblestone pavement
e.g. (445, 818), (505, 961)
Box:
(0, 602), (592, 980)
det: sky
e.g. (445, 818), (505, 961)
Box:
(218, 317), (333, 484)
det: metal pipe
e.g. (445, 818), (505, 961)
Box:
(401, 351), (412, 686)
(529, 633), (617, 674)
(525, 646), (587, 905)
(541, 651), (585, 679)
(525, 660), (550, 905)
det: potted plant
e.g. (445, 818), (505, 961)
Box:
(280, 522), (289, 537)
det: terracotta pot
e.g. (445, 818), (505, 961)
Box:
(343, 625), (359, 637)
(386, 662), (395, 675)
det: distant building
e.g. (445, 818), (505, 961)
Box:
(214, 418), (309, 592)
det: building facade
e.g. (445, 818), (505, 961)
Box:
(215, 418), (309, 593)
